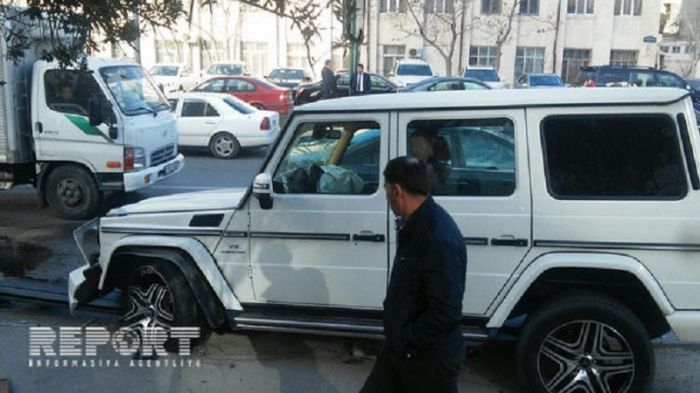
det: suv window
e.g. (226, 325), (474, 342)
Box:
(407, 118), (515, 196)
(181, 99), (207, 117)
(274, 121), (381, 195)
(542, 115), (688, 199)
(656, 73), (687, 88)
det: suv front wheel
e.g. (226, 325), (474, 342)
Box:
(516, 293), (654, 393)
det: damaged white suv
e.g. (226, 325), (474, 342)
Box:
(70, 88), (700, 392)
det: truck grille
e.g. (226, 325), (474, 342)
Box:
(150, 144), (176, 167)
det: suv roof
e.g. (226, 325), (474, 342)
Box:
(297, 88), (688, 112)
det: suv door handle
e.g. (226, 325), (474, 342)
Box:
(205, 120), (216, 125)
(491, 238), (529, 247)
(353, 233), (385, 242)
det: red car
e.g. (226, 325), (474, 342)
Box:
(192, 76), (293, 116)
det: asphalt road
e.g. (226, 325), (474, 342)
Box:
(1, 147), (700, 392)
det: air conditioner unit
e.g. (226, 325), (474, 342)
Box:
(408, 48), (424, 59)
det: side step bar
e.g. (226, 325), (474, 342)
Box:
(231, 312), (491, 342)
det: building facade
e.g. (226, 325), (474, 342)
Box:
(363, 0), (662, 86)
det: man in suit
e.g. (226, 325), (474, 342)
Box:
(321, 59), (337, 99)
(350, 63), (371, 96)
(360, 156), (467, 393)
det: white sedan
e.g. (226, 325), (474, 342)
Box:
(168, 93), (280, 159)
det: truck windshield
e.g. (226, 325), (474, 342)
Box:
(99, 66), (170, 116)
(397, 64), (433, 76)
(465, 69), (500, 82)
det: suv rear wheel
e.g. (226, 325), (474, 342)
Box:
(517, 293), (654, 393)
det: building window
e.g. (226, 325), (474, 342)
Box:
(614, 0), (642, 16)
(660, 45), (669, 53)
(286, 43), (306, 69)
(561, 48), (591, 84)
(241, 42), (268, 77)
(542, 115), (686, 199)
(469, 46), (497, 67)
(482, 0), (501, 14)
(567, 0), (594, 14)
(610, 50), (638, 66)
(155, 40), (183, 63)
(425, 0), (454, 14)
(672, 46), (681, 54)
(520, 0), (538, 15)
(380, 0), (407, 13)
(514, 47), (545, 81)
(383, 45), (405, 76)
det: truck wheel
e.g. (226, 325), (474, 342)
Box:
(122, 260), (211, 352)
(45, 165), (101, 220)
(209, 132), (241, 159)
(516, 293), (654, 393)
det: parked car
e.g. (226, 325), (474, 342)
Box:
(266, 68), (312, 96)
(515, 73), (565, 88)
(294, 71), (398, 105)
(191, 76), (294, 116)
(575, 66), (690, 91)
(167, 92), (279, 159)
(72, 87), (700, 393)
(202, 61), (248, 81)
(389, 58), (435, 87)
(399, 76), (489, 92)
(150, 63), (199, 93)
(461, 66), (504, 89)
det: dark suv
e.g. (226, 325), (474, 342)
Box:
(576, 66), (690, 90)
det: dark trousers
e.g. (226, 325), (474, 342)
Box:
(359, 345), (461, 393)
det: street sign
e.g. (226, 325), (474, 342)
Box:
(643, 35), (657, 44)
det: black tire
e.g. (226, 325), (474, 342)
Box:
(45, 165), (101, 220)
(209, 132), (241, 159)
(517, 293), (654, 393)
(122, 260), (211, 353)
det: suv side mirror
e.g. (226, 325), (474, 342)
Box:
(253, 173), (273, 209)
(88, 96), (104, 126)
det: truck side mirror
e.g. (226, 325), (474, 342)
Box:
(88, 96), (104, 126)
(253, 173), (273, 210)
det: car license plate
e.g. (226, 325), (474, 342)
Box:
(164, 161), (178, 175)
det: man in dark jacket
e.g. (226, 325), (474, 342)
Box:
(360, 156), (467, 393)
(321, 59), (337, 99)
(350, 63), (371, 96)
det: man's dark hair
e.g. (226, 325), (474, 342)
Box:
(357, 63), (364, 69)
(383, 156), (431, 196)
(325, 59), (331, 66)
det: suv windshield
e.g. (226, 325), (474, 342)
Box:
(269, 69), (305, 80)
(208, 64), (243, 75)
(465, 69), (500, 82)
(150, 66), (178, 76)
(99, 66), (170, 116)
(397, 64), (433, 76)
(530, 75), (563, 86)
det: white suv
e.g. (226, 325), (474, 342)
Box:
(70, 88), (700, 392)
(389, 58), (435, 87)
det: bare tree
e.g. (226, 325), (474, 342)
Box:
(474, 0), (555, 73)
(397, 0), (472, 76)
(679, 5), (700, 78)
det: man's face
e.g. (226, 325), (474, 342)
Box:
(384, 181), (402, 216)
(60, 87), (73, 101)
(356, 66), (363, 74)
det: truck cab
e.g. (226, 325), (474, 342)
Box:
(1, 56), (184, 219)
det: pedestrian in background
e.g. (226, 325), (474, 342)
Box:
(350, 63), (371, 96)
(360, 156), (467, 393)
(321, 59), (337, 99)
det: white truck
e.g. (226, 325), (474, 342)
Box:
(0, 16), (184, 219)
